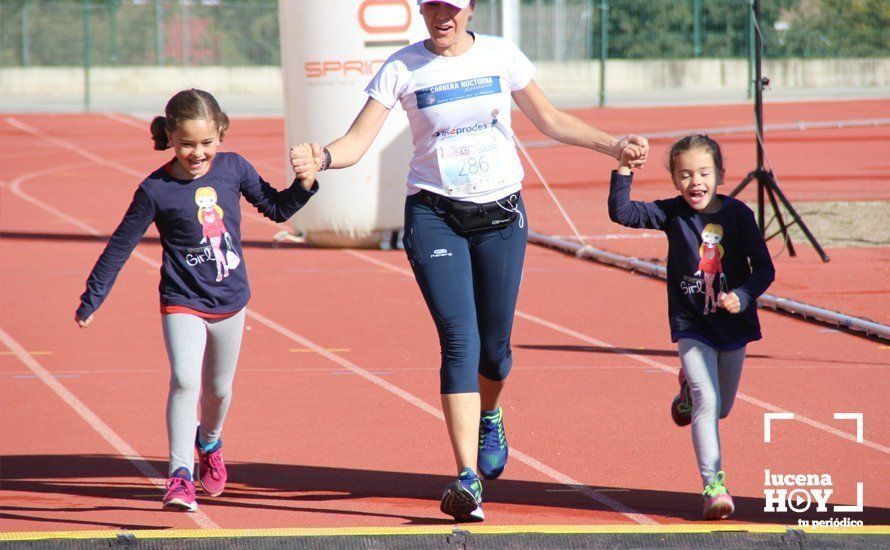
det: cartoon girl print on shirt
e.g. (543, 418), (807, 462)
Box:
(195, 186), (237, 282)
(694, 223), (725, 315)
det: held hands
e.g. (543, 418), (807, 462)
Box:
(618, 141), (647, 175)
(717, 291), (741, 314)
(290, 142), (323, 187)
(615, 135), (649, 169)
(75, 313), (94, 328)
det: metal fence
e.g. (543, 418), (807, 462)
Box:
(1, 0), (887, 112)
(1, 0), (280, 67)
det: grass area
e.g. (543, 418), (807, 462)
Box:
(747, 201), (890, 248)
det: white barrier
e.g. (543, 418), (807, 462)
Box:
(527, 231), (890, 342)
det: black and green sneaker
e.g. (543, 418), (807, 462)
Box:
(478, 406), (508, 479)
(440, 467), (484, 522)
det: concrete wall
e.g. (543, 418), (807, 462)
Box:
(535, 58), (890, 94)
(2, 58), (887, 111)
(0, 66), (283, 97)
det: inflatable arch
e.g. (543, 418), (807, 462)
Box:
(279, 0), (427, 247)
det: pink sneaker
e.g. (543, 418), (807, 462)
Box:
(702, 471), (735, 520)
(197, 442), (227, 497)
(671, 370), (693, 427)
(162, 468), (197, 512)
(703, 493), (735, 519)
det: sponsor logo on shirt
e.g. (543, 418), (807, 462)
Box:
(432, 122), (491, 139)
(415, 76), (501, 110)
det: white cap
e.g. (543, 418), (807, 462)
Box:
(417, 0), (472, 9)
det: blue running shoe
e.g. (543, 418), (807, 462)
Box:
(478, 407), (508, 479)
(440, 467), (484, 522)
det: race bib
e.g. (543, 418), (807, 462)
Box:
(436, 128), (516, 195)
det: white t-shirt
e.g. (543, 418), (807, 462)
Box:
(365, 33), (536, 203)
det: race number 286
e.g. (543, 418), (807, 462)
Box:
(458, 155), (490, 177)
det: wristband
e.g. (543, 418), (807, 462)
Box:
(320, 146), (332, 171)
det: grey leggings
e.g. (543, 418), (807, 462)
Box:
(162, 309), (245, 476)
(678, 338), (745, 487)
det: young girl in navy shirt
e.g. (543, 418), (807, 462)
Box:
(608, 134), (775, 519)
(75, 89), (318, 511)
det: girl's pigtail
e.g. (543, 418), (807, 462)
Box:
(150, 116), (170, 150)
(217, 111), (230, 142)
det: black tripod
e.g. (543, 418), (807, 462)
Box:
(730, 0), (829, 262)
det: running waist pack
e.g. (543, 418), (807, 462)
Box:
(419, 190), (520, 234)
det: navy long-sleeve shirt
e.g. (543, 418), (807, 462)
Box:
(77, 152), (317, 319)
(608, 170), (775, 349)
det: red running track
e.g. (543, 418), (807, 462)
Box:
(1, 105), (888, 533)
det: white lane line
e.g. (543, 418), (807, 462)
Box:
(6, 117), (120, 170)
(344, 251), (890, 456)
(243, 310), (445, 419)
(0, 327), (219, 529)
(9, 165), (163, 269)
(7, 132), (655, 525)
(8, 163), (116, 236)
(102, 112), (147, 129)
(5, 117), (285, 232)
